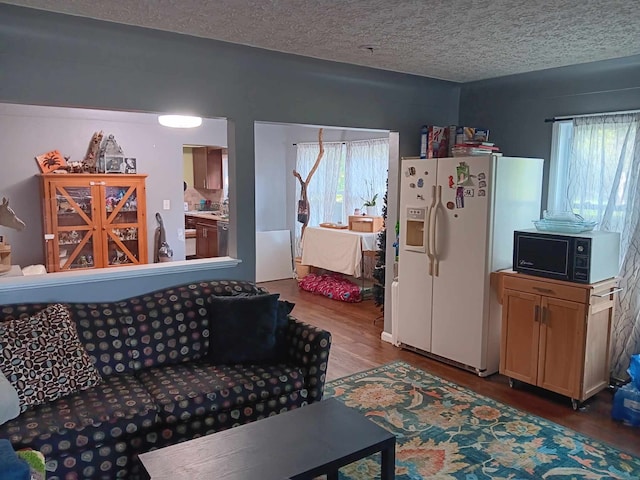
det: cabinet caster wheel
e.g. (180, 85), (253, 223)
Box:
(508, 378), (515, 388)
(571, 399), (580, 411)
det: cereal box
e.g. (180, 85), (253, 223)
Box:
(420, 125), (450, 159)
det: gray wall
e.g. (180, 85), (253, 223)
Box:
(0, 4), (459, 315)
(459, 55), (640, 206)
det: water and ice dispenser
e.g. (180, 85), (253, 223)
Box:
(404, 207), (427, 252)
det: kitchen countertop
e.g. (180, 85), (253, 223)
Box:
(185, 211), (229, 222)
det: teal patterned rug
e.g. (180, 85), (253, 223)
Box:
(324, 362), (640, 479)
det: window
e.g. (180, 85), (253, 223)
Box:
(294, 138), (389, 255)
(548, 115), (638, 232)
(549, 112), (640, 379)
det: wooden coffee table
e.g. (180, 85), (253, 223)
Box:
(139, 398), (396, 480)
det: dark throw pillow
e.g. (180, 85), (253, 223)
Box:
(274, 300), (295, 360)
(208, 293), (280, 364)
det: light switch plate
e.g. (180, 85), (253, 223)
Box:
(163, 200), (170, 210)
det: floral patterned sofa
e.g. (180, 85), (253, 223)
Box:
(0, 280), (332, 479)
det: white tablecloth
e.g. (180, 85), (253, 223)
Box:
(301, 226), (378, 277)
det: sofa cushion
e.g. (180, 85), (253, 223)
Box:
(137, 362), (305, 424)
(69, 302), (135, 377)
(121, 280), (266, 371)
(0, 374), (159, 455)
(120, 287), (211, 371)
(208, 294), (280, 364)
(0, 304), (103, 412)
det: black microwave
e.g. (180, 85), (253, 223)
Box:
(513, 229), (620, 284)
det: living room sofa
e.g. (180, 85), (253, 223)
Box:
(0, 280), (332, 479)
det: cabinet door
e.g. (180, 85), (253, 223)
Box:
(195, 221), (218, 257)
(537, 297), (586, 398)
(195, 223), (208, 258)
(207, 224), (218, 257)
(45, 181), (101, 271)
(100, 179), (148, 267)
(192, 147), (208, 189)
(500, 289), (541, 385)
(192, 147), (223, 190)
(206, 148), (223, 190)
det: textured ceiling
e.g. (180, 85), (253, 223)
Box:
(3, 0), (640, 82)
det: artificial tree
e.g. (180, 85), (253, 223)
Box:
(372, 176), (388, 311)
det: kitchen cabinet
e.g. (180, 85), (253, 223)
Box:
(195, 217), (218, 258)
(40, 174), (148, 272)
(192, 147), (223, 190)
(499, 271), (619, 409)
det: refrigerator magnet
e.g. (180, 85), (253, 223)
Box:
(409, 182), (416, 188)
(479, 180), (487, 188)
(417, 194), (425, 200)
(446, 201), (455, 210)
(463, 188), (474, 197)
(478, 172), (486, 180)
(417, 178), (424, 188)
(456, 163), (470, 184)
(408, 166), (416, 176)
(448, 175), (455, 188)
(478, 189), (486, 197)
(456, 187), (464, 208)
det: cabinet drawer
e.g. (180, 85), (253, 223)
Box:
(503, 275), (587, 303)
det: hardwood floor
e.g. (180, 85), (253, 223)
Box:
(261, 279), (640, 458)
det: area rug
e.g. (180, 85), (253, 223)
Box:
(324, 362), (640, 479)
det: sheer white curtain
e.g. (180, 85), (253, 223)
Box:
(294, 142), (344, 256)
(344, 139), (389, 218)
(563, 114), (640, 379)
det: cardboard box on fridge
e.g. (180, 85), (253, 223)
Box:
(420, 126), (449, 159)
(454, 126), (490, 145)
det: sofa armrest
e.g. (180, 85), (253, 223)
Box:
(285, 318), (331, 403)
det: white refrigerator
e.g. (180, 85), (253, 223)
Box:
(397, 155), (543, 376)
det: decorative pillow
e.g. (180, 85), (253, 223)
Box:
(0, 304), (103, 412)
(208, 293), (280, 364)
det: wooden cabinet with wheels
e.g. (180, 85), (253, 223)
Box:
(195, 218), (218, 258)
(192, 147), (223, 190)
(40, 174), (148, 272)
(499, 271), (619, 408)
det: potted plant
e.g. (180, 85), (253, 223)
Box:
(362, 181), (378, 216)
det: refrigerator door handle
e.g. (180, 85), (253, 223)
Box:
(427, 185), (437, 276)
(432, 185), (443, 276)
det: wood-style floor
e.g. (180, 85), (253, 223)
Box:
(260, 279), (640, 458)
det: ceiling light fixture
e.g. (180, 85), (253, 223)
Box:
(158, 115), (202, 128)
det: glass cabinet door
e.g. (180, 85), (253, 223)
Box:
(102, 183), (143, 266)
(53, 185), (98, 270)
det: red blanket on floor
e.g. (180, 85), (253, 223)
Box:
(298, 273), (361, 303)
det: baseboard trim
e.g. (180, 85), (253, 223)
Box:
(381, 331), (393, 344)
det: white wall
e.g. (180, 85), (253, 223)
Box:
(254, 123), (290, 232)
(0, 103), (226, 266)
